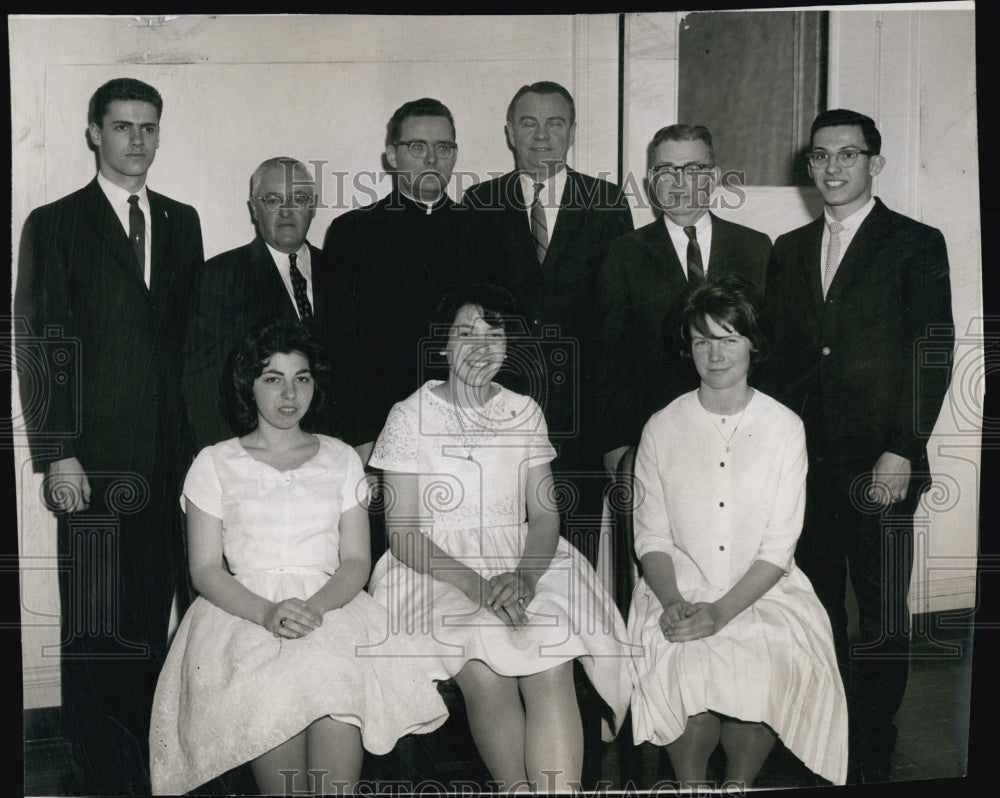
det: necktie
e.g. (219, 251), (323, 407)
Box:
(127, 195), (145, 279)
(683, 225), (704, 283)
(822, 220), (845, 299)
(530, 182), (548, 264)
(288, 253), (313, 319)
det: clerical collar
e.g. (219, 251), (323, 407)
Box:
(395, 188), (450, 215)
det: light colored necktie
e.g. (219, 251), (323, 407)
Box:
(530, 182), (548, 264)
(289, 253), (313, 319)
(822, 220), (845, 298)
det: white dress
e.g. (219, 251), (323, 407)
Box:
(149, 436), (448, 796)
(368, 381), (632, 735)
(628, 390), (848, 785)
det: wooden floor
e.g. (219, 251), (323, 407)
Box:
(23, 609), (976, 795)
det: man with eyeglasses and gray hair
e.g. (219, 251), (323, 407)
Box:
(593, 123), (770, 478)
(183, 156), (334, 451)
(323, 97), (470, 461)
(758, 108), (954, 783)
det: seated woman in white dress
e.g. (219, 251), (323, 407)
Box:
(149, 320), (447, 796)
(367, 283), (632, 792)
(628, 274), (848, 788)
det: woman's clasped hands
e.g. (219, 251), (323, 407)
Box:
(659, 599), (728, 642)
(486, 571), (534, 630)
(263, 597), (323, 639)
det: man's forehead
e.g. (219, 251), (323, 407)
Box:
(257, 166), (315, 191)
(653, 139), (713, 163)
(811, 124), (866, 149)
(513, 92), (571, 119)
(102, 100), (160, 123)
(398, 114), (455, 140)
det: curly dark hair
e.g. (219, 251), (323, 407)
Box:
(676, 273), (770, 371)
(228, 318), (332, 433)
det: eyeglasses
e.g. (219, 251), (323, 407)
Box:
(806, 149), (874, 168)
(650, 162), (715, 180)
(395, 140), (458, 159)
(254, 193), (314, 212)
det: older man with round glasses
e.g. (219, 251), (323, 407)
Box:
(183, 157), (337, 451)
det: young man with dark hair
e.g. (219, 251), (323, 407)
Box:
(16, 76), (204, 793)
(760, 108), (954, 783)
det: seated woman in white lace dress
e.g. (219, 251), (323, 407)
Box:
(628, 274), (848, 788)
(367, 283), (632, 792)
(149, 320), (446, 796)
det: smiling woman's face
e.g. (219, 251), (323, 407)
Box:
(689, 315), (752, 393)
(444, 304), (507, 388)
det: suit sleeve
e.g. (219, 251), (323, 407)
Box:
(892, 227), (953, 463)
(15, 207), (79, 469)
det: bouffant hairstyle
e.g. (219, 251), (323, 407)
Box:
(229, 319), (332, 433)
(677, 273), (770, 371)
(432, 282), (520, 345)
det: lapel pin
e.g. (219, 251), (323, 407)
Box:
(163, 209), (169, 218)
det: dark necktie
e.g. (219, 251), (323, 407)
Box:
(127, 195), (145, 279)
(288, 253), (313, 319)
(683, 225), (704, 283)
(530, 182), (548, 264)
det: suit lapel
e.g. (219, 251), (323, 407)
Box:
(148, 191), (171, 297)
(825, 200), (885, 301)
(643, 217), (687, 284)
(543, 170), (585, 268)
(503, 173), (537, 266)
(250, 237), (297, 317)
(83, 180), (147, 291)
(800, 217), (826, 310)
(307, 243), (325, 320)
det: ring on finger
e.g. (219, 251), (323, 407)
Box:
(279, 618), (287, 628)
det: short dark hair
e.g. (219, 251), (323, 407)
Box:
(810, 108), (882, 155)
(677, 273), (769, 370)
(651, 124), (715, 160)
(88, 78), (163, 127)
(432, 282), (520, 346)
(506, 81), (576, 127)
(229, 319), (332, 433)
(386, 98), (456, 146)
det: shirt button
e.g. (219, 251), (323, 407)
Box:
(719, 501), (725, 507)
(719, 545), (725, 551)
(720, 462), (725, 467)
(821, 346), (831, 356)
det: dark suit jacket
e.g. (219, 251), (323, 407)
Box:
(759, 197), (954, 494)
(322, 191), (470, 446)
(16, 178), (203, 479)
(593, 213), (771, 453)
(462, 168), (634, 467)
(182, 236), (333, 451)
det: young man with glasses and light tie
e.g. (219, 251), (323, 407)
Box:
(322, 97), (470, 463)
(759, 108), (954, 784)
(593, 124), (771, 480)
(183, 157), (335, 452)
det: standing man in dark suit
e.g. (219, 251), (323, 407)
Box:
(184, 157), (333, 452)
(761, 109), (954, 783)
(323, 98), (467, 460)
(463, 81), (634, 564)
(593, 124), (771, 475)
(15, 77), (204, 794)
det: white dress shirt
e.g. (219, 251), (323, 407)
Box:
(266, 242), (314, 318)
(97, 172), (152, 288)
(518, 166), (568, 238)
(663, 211), (713, 279)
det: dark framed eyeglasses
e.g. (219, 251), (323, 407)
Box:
(253, 193), (314, 212)
(806, 149), (874, 168)
(395, 140), (458, 159)
(650, 162), (715, 180)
